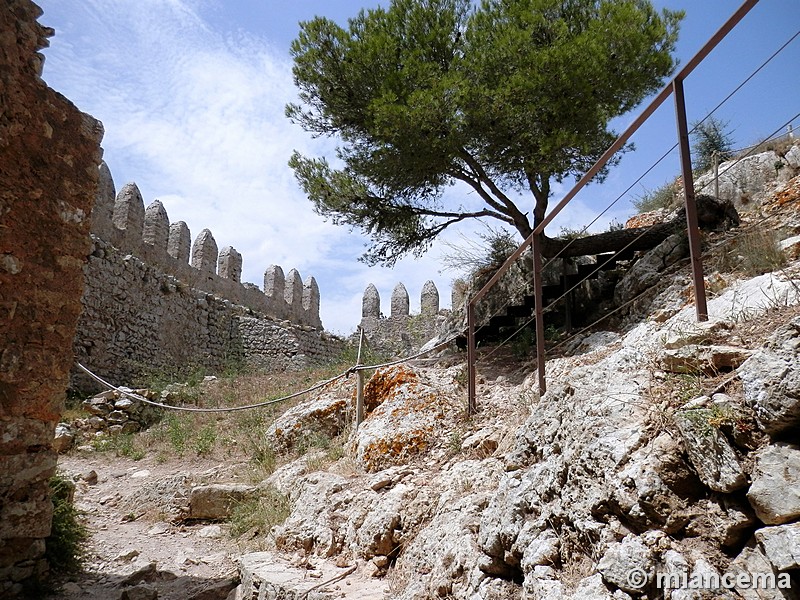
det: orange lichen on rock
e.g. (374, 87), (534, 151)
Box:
(362, 365), (418, 413)
(360, 428), (432, 472)
(355, 365), (461, 472)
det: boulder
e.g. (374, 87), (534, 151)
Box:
(353, 365), (461, 472)
(264, 378), (351, 452)
(188, 484), (257, 520)
(727, 541), (792, 600)
(52, 423), (75, 454)
(674, 410), (747, 493)
(597, 535), (655, 594)
(747, 443), (800, 525)
(661, 344), (752, 374)
(738, 317), (800, 438)
(755, 522), (800, 571)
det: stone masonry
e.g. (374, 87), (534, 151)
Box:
(0, 1), (104, 594)
(72, 166), (342, 391)
(359, 281), (450, 356)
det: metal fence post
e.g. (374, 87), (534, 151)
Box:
(356, 370), (365, 427)
(532, 233), (546, 395)
(467, 299), (477, 415)
(355, 328), (365, 428)
(673, 77), (709, 322)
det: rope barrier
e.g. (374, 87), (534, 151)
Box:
(75, 334), (461, 414)
(76, 362), (350, 413)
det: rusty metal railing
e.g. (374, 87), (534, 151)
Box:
(466, 0), (760, 413)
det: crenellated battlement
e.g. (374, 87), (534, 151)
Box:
(90, 162), (322, 329)
(359, 280), (449, 355)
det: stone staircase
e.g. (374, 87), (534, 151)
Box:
(472, 250), (635, 346)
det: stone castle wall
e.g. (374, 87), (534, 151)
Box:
(359, 281), (451, 356)
(0, 1), (104, 594)
(72, 167), (341, 391)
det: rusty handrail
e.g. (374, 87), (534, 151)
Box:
(466, 0), (759, 412)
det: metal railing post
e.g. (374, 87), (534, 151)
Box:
(467, 299), (477, 415)
(673, 77), (709, 322)
(356, 370), (365, 427)
(532, 233), (546, 395)
(355, 328), (365, 428)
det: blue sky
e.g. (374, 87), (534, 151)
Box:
(36, 0), (800, 334)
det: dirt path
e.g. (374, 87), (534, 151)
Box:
(51, 453), (243, 600)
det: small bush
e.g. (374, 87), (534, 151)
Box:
(46, 474), (88, 574)
(691, 116), (735, 173)
(441, 227), (518, 277)
(194, 423), (217, 457)
(632, 180), (678, 213)
(229, 486), (291, 544)
(716, 230), (786, 276)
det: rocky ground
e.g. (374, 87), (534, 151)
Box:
(49, 170), (800, 600)
(52, 454), (242, 600)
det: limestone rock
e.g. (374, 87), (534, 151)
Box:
(755, 522), (800, 571)
(572, 573), (633, 599)
(695, 150), (795, 209)
(615, 233), (688, 304)
(237, 552), (385, 599)
(264, 378), (351, 452)
(597, 535), (655, 594)
(747, 443), (800, 525)
(738, 317), (800, 437)
(119, 584), (158, 600)
(661, 344), (752, 375)
(52, 423), (75, 454)
(674, 409), (747, 492)
(353, 365), (461, 472)
(188, 484), (256, 520)
(727, 541), (791, 600)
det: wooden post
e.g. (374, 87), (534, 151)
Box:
(713, 150), (720, 200)
(673, 78), (709, 322)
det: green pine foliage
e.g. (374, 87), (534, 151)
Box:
(287, 0), (683, 265)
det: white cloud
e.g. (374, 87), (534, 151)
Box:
(38, 0), (651, 336)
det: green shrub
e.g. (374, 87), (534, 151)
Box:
(632, 180), (678, 213)
(46, 474), (88, 574)
(229, 486), (291, 544)
(194, 423), (217, 457)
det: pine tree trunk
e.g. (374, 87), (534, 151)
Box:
(540, 195), (739, 259)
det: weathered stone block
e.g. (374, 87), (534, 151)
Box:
(747, 443), (800, 525)
(391, 282), (409, 317)
(167, 221), (191, 262)
(218, 246), (242, 283)
(755, 523), (800, 571)
(188, 484), (257, 520)
(142, 199), (169, 251)
(674, 409), (747, 493)
(190, 228), (218, 274)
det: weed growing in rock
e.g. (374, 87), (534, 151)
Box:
(229, 485), (290, 548)
(632, 180), (679, 213)
(46, 473), (88, 574)
(193, 423), (217, 457)
(715, 230), (786, 277)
